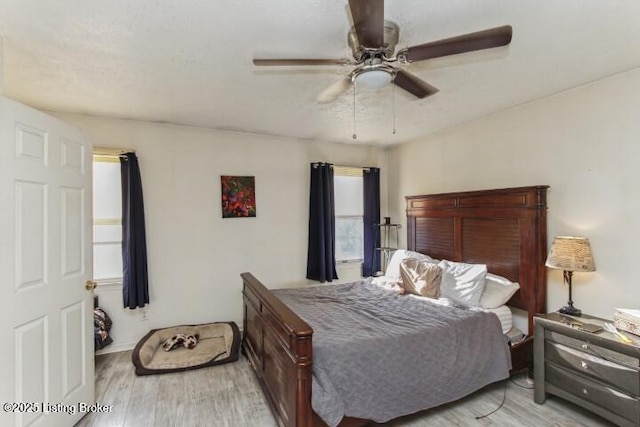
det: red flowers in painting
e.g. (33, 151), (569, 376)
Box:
(221, 176), (256, 218)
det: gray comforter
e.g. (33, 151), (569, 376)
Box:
(273, 279), (511, 426)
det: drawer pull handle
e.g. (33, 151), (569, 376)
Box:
(581, 361), (588, 370)
(582, 388), (589, 395)
(582, 343), (589, 350)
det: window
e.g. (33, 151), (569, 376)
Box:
(334, 167), (363, 262)
(92, 155), (123, 283)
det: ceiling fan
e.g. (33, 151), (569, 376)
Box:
(253, 0), (512, 103)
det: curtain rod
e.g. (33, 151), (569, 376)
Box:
(335, 164), (373, 171)
(312, 162), (374, 171)
(93, 147), (135, 156)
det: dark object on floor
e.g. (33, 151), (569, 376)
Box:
(94, 306), (113, 350)
(132, 322), (240, 375)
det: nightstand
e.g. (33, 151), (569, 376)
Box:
(534, 312), (640, 427)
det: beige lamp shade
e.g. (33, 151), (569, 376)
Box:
(545, 236), (596, 272)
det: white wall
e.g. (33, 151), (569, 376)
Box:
(53, 113), (384, 352)
(387, 68), (640, 322)
(53, 68), (640, 350)
(0, 37), (4, 94)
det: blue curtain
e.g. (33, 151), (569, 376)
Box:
(120, 153), (149, 309)
(306, 163), (338, 282)
(362, 168), (381, 276)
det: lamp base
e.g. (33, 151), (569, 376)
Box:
(559, 305), (582, 317)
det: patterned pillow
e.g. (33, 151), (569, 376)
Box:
(399, 259), (443, 298)
(385, 249), (437, 280)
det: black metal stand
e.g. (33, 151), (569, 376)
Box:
(558, 270), (582, 316)
(374, 220), (401, 275)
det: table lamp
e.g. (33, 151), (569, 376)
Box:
(545, 236), (596, 316)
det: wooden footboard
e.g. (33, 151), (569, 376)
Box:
(242, 272), (314, 427)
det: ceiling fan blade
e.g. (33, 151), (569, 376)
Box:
(349, 0), (384, 48)
(317, 77), (353, 103)
(253, 59), (351, 66)
(393, 70), (439, 99)
(402, 25), (513, 63)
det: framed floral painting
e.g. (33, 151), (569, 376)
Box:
(221, 176), (256, 218)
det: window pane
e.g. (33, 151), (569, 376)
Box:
(94, 224), (122, 243)
(335, 217), (363, 261)
(93, 162), (122, 219)
(93, 242), (123, 280)
(93, 159), (123, 281)
(334, 176), (363, 216)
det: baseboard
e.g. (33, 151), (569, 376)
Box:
(95, 341), (137, 355)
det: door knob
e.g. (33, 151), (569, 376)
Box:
(85, 280), (97, 291)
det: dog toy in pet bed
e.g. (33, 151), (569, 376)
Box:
(162, 333), (199, 351)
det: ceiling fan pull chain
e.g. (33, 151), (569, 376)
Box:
(392, 83), (396, 135)
(352, 83), (357, 140)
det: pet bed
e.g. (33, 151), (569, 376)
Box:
(132, 321), (240, 376)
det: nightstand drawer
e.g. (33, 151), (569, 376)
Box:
(546, 329), (639, 369)
(546, 362), (640, 423)
(546, 341), (639, 396)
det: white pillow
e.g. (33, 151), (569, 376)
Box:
(479, 273), (520, 309)
(438, 260), (487, 307)
(385, 250), (436, 280)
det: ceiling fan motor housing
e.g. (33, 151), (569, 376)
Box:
(348, 20), (399, 61)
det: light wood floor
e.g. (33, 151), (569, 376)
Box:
(76, 351), (614, 427)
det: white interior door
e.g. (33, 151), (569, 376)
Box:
(0, 96), (94, 426)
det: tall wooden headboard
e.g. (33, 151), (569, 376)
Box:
(406, 186), (549, 333)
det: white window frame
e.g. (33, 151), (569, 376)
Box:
(92, 151), (125, 287)
(334, 166), (364, 264)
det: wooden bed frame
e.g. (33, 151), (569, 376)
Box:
(242, 185), (549, 427)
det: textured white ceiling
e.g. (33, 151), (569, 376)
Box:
(1, 0), (639, 145)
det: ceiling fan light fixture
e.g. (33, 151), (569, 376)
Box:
(352, 66), (395, 90)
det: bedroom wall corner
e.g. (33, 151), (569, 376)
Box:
(386, 68), (640, 321)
